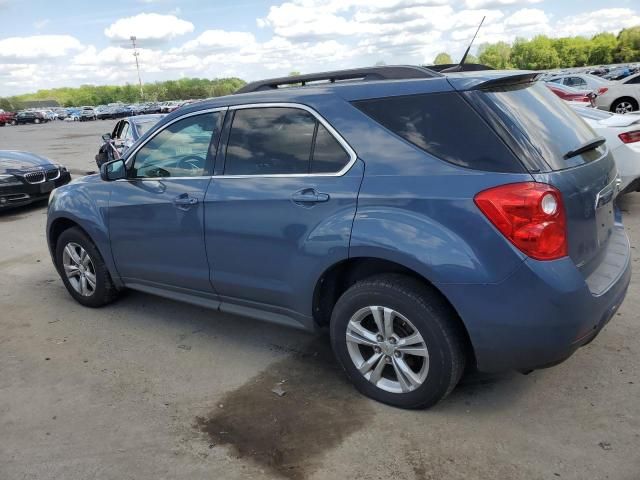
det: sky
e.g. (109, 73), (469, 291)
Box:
(0, 0), (639, 96)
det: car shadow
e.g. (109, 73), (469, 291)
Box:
(0, 200), (48, 222)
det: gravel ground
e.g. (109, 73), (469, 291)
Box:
(1, 120), (639, 480)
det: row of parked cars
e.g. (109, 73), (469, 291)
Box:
(0, 101), (196, 127)
(543, 68), (640, 114)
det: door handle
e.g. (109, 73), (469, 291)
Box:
(291, 190), (330, 204)
(174, 193), (198, 209)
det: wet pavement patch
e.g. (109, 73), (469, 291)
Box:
(194, 336), (375, 479)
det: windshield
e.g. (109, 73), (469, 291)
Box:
(134, 120), (159, 136)
(472, 81), (605, 171)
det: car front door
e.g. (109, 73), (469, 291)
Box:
(204, 105), (363, 327)
(108, 108), (225, 295)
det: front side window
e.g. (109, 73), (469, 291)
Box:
(132, 113), (218, 178)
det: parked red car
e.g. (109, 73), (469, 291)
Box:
(0, 111), (15, 126)
(545, 83), (594, 104)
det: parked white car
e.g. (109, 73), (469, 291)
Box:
(546, 73), (610, 91)
(571, 105), (640, 193)
(593, 72), (640, 114)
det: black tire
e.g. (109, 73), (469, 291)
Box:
(330, 274), (466, 409)
(610, 97), (639, 114)
(11, 120), (16, 125)
(55, 227), (119, 307)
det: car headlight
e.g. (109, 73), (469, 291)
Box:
(0, 174), (22, 187)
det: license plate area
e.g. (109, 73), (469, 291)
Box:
(40, 182), (54, 194)
(595, 182), (615, 247)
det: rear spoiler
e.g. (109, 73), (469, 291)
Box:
(470, 72), (541, 90)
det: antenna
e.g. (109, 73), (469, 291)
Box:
(441, 16), (485, 73)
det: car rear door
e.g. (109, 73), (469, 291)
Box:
(204, 104), (363, 326)
(108, 109), (224, 295)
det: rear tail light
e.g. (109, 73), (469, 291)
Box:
(597, 87), (609, 95)
(618, 130), (640, 144)
(474, 182), (567, 261)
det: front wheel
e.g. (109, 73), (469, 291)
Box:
(330, 274), (466, 409)
(34, 118), (41, 124)
(55, 227), (120, 307)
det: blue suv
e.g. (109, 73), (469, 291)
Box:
(47, 66), (631, 408)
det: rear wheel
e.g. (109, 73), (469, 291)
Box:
(611, 97), (639, 114)
(55, 227), (119, 307)
(34, 118), (41, 124)
(330, 274), (466, 409)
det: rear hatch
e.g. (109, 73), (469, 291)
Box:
(459, 76), (618, 277)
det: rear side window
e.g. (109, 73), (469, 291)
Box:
(224, 107), (352, 175)
(472, 82), (604, 170)
(352, 92), (522, 173)
(225, 108), (315, 175)
(311, 124), (350, 173)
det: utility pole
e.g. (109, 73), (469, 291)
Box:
(130, 36), (144, 100)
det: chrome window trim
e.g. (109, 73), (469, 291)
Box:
(217, 102), (357, 178)
(121, 103), (358, 181)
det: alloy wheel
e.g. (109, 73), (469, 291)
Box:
(345, 306), (429, 394)
(615, 101), (634, 114)
(62, 242), (97, 297)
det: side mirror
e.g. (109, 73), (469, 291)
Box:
(100, 159), (127, 181)
(102, 133), (112, 142)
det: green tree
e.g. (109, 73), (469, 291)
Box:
(614, 26), (640, 62)
(511, 36), (561, 70)
(552, 36), (590, 67)
(477, 41), (513, 69)
(433, 52), (453, 64)
(464, 53), (478, 64)
(589, 32), (617, 65)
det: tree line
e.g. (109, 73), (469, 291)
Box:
(433, 25), (640, 70)
(0, 77), (246, 111)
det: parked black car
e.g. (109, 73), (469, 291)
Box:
(12, 111), (47, 125)
(0, 151), (71, 209)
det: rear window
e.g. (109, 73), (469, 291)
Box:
(352, 92), (523, 173)
(472, 81), (605, 170)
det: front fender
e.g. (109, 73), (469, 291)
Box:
(47, 176), (122, 287)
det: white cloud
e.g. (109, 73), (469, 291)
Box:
(464, 0), (541, 8)
(554, 8), (640, 38)
(1, 2), (640, 97)
(177, 30), (257, 54)
(0, 35), (83, 62)
(33, 18), (50, 30)
(104, 13), (194, 43)
(504, 8), (548, 27)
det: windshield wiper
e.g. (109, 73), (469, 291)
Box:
(563, 136), (606, 160)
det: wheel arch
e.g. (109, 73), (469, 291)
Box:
(312, 256), (476, 367)
(47, 215), (123, 288)
(610, 96), (639, 112)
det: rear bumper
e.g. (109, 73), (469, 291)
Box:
(441, 225), (631, 373)
(0, 172), (71, 209)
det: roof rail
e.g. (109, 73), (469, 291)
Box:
(426, 63), (494, 72)
(235, 65), (442, 94)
